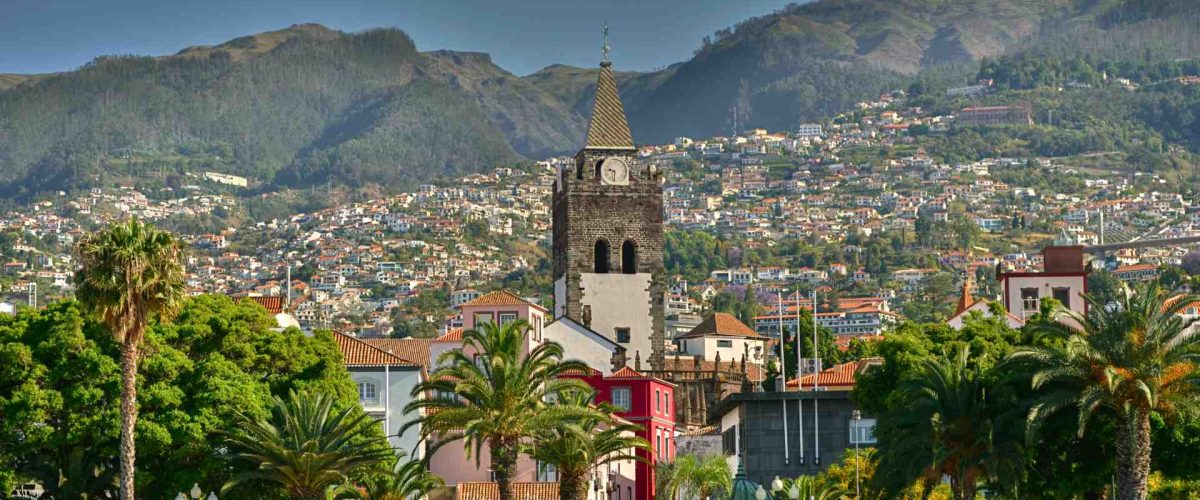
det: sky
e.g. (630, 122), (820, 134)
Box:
(0, 0), (795, 76)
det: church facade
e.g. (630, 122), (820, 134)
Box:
(552, 57), (666, 371)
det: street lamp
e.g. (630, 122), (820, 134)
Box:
(190, 483), (203, 499)
(852, 409), (862, 498)
(755, 485), (768, 500)
(771, 476), (784, 493)
(788, 482), (800, 499)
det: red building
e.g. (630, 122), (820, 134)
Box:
(568, 367), (676, 500)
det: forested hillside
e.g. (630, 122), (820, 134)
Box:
(1, 0), (1199, 197)
(0, 25), (544, 196)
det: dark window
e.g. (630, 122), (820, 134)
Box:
(717, 339), (733, 348)
(622, 240), (637, 274)
(594, 240), (610, 273)
(616, 328), (631, 343)
(1021, 287), (1040, 312)
(1052, 287), (1071, 309)
(722, 427), (737, 455)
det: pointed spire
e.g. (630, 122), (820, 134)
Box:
(955, 272), (975, 315)
(635, 350), (642, 371)
(583, 43), (635, 150)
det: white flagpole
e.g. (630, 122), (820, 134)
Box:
(795, 289), (805, 465)
(778, 290), (790, 466)
(813, 288), (820, 465)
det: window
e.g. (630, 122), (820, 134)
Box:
(722, 426), (737, 455)
(656, 428), (662, 454)
(537, 461), (558, 482)
(1052, 287), (1071, 309)
(622, 240), (637, 274)
(717, 339), (733, 348)
(357, 381), (379, 405)
(663, 393), (670, 415)
(850, 417), (877, 444)
(594, 240), (610, 273)
(473, 312), (494, 327)
(612, 387), (631, 411)
(616, 327), (631, 344)
(534, 316), (542, 341)
(499, 312), (518, 326)
(655, 389), (661, 413)
(1020, 287), (1040, 313)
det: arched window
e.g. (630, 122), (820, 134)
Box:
(622, 240), (637, 274)
(594, 240), (610, 273)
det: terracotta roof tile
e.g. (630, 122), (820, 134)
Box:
(243, 296), (285, 314)
(434, 327), (464, 343)
(785, 358), (882, 390)
(363, 338), (432, 369)
(583, 62), (635, 150)
(456, 482), (559, 500)
(336, 333), (419, 368)
(462, 291), (545, 311)
(677, 313), (762, 339)
(609, 366), (643, 378)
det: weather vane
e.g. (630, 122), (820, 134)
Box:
(602, 22), (610, 62)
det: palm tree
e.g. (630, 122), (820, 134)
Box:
(221, 391), (394, 499)
(656, 453), (732, 500)
(776, 475), (846, 500)
(526, 390), (650, 500)
(335, 452), (444, 499)
(873, 346), (1018, 500)
(404, 320), (592, 500)
(75, 217), (186, 500)
(1006, 282), (1200, 500)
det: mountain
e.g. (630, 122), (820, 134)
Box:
(1, 0), (1198, 196)
(555, 0), (1200, 143)
(0, 24), (572, 196)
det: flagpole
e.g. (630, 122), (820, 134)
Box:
(795, 289), (805, 465)
(778, 290), (790, 466)
(813, 288), (820, 465)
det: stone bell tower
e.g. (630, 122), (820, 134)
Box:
(551, 36), (665, 370)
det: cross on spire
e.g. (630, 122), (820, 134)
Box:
(602, 22), (610, 63)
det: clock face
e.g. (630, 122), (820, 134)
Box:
(600, 157), (630, 185)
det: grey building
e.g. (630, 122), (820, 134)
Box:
(336, 333), (428, 458)
(717, 390), (877, 483)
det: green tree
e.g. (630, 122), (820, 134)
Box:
(221, 391), (394, 500)
(872, 346), (1021, 500)
(775, 475), (847, 500)
(74, 217), (187, 500)
(655, 453), (732, 500)
(404, 320), (591, 500)
(526, 390), (650, 500)
(334, 452), (444, 499)
(1007, 283), (1200, 500)
(0, 296), (367, 498)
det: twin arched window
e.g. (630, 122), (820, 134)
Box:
(593, 239), (638, 274)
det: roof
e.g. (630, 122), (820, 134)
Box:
(955, 278), (976, 316)
(243, 295), (285, 314)
(785, 358), (882, 390)
(433, 327), (464, 343)
(362, 338), (432, 369)
(659, 355), (767, 382)
(456, 482), (559, 500)
(335, 332), (420, 368)
(461, 290), (546, 312)
(583, 62), (635, 150)
(679, 424), (719, 437)
(677, 313), (762, 339)
(833, 335), (883, 351)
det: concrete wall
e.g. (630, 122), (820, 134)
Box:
(349, 366), (424, 458)
(580, 272), (654, 363)
(718, 391), (872, 483)
(1003, 275), (1085, 319)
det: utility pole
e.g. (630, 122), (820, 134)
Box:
(28, 282), (36, 309)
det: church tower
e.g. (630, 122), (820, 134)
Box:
(552, 41), (665, 370)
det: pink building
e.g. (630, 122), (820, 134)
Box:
(426, 291), (639, 498)
(999, 246), (1088, 321)
(566, 367), (677, 500)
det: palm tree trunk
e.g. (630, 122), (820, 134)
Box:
(492, 435), (520, 500)
(1116, 410), (1152, 500)
(559, 472), (588, 500)
(118, 338), (139, 500)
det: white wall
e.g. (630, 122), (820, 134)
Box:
(579, 272), (654, 362)
(681, 336), (766, 363)
(349, 366), (424, 458)
(1004, 275), (1085, 319)
(544, 319), (620, 374)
